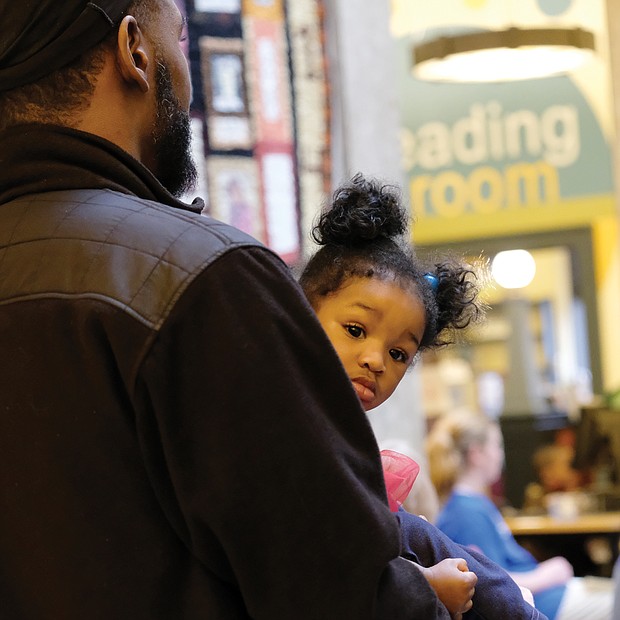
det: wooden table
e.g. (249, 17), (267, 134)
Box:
(505, 511), (620, 577)
(505, 511), (620, 536)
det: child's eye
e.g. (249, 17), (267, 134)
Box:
(389, 349), (409, 363)
(345, 324), (364, 339)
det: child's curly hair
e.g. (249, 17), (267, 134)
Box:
(299, 173), (485, 351)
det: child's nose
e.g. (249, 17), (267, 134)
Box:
(360, 348), (385, 373)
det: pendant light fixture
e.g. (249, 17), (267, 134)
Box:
(412, 25), (596, 82)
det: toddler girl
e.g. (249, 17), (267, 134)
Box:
(298, 173), (545, 620)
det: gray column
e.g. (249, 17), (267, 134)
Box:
(323, 0), (404, 184)
(502, 297), (549, 416)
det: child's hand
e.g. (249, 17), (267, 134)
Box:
(418, 558), (477, 620)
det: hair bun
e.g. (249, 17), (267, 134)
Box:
(313, 173), (408, 246)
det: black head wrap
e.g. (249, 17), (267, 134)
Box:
(0, 0), (134, 92)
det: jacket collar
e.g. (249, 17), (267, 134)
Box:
(0, 123), (204, 213)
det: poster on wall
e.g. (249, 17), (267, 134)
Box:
(286, 0), (331, 243)
(206, 156), (265, 241)
(256, 144), (300, 262)
(199, 36), (253, 151)
(243, 16), (293, 144)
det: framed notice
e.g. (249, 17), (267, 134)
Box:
(256, 144), (300, 262)
(200, 37), (253, 150)
(243, 17), (292, 144)
(206, 156), (265, 242)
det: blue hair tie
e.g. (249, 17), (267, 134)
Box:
(423, 273), (439, 291)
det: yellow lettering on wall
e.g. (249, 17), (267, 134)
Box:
(505, 161), (559, 207)
(409, 160), (560, 219)
(432, 171), (467, 218)
(468, 167), (504, 214)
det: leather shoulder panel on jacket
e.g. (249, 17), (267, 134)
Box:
(0, 189), (267, 329)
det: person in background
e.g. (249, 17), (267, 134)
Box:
(299, 173), (546, 620)
(524, 442), (586, 514)
(427, 411), (614, 620)
(0, 2), (456, 618)
(533, 443), (584, 494)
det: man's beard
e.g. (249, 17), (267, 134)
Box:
(151, 59), (197, 198)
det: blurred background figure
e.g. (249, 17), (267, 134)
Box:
(426, 411), (614, 620)
(534, 444), (585, 494)
(523, 440), (584, 508)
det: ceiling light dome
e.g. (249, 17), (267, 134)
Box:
(412, 26), (595, 82)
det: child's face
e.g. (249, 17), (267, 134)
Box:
(314, 277), (426, 411)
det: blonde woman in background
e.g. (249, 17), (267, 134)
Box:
(427, 412), (613, 620)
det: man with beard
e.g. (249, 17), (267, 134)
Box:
(0, 2), (453, 619)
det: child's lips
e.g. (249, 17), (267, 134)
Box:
(352, 379), (375, 403)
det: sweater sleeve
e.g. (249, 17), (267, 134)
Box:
(396, 510), (548, 620)
(133, 246), (451, 620)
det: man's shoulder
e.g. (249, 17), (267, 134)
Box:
(15, 184), (266, 272)
(0, 188), (280, 329)
(76, 187), (262, 256)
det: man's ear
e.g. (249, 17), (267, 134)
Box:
(115, 15), (151, 93)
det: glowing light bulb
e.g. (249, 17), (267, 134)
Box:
(491, 249), (536, 289)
